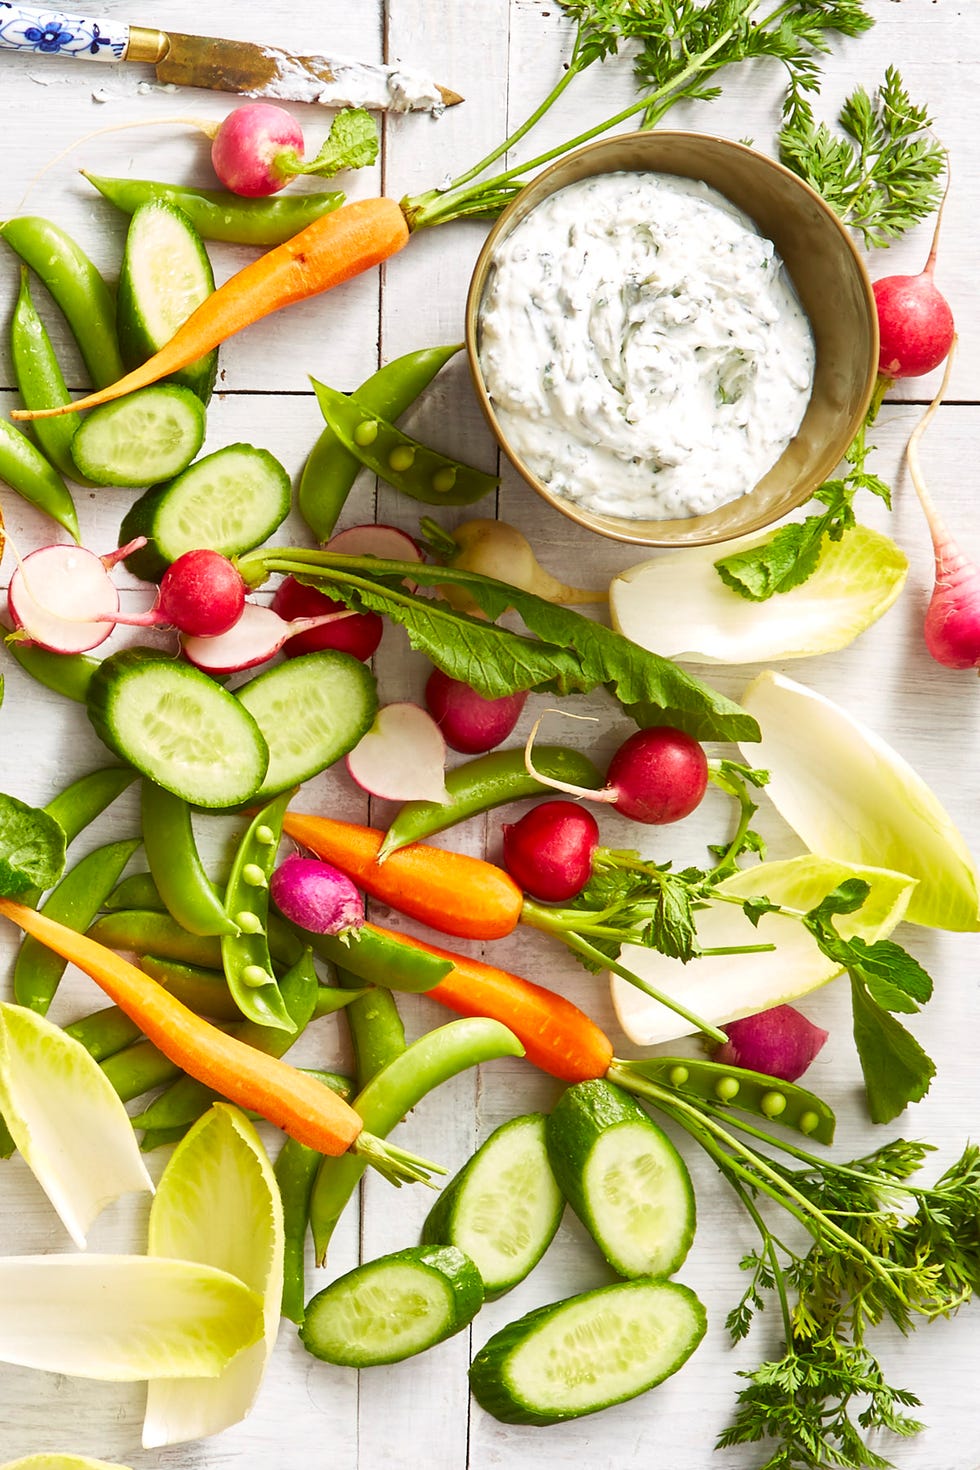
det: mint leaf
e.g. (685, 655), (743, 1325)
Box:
(0, 794), (66, 897)
(714, 515), (830, 601)
(844, 937), (933, 1014)
(850, 976), (935, 1124)
(290, 108), (379, 178)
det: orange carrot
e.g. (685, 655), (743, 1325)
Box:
(0, 897), (363, 1154)
(281, 811), (523, 941)
(11, 198), (410, 422)
(373, 923), (615, 1084)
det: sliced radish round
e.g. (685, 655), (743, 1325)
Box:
(326, 524), (423, 562)
(8, 545), (121, 653)
(180, 600), (354, 676)
(346, 703), (450, 803)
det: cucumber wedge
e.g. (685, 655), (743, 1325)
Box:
(300, 1245), (484, 1366)
(469, 1278), (706, 1424)
(116, 200), (218, 403)
(422, 1114), (563, 1298)
(235, 651), (378, 801)
(72, 384), (205, 488)
(86, 649), (269, 808)
(546, 1078), (695, 1278)
(119, 443), (291, 582)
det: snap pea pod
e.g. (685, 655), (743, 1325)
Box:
(221, 791), (295, 1032)
(609, 1058), (836, 1146)
(82, 171), (346, 246)
(310, 1017), (524, 1264)
(140, 782), (238, 937)
(339, 965), (406, 1088)
(298, 343), (462, 541)
(100, 1036), (182, 1102)
(311, 378), (498, 508)
(305, 922), (453, 993)
(8, 642), (98, 703)
(10, 265), (82, 482)
(0, 216), (124, 388)
(104, 870), (166, 912)
(89, 907), (305, 971)
(0, 417), (79, 541)
(13, 837), (141, 1014)
(16, 765), (137, 909)
(380, 745), (604, 858)
(139, 953), (257, 1019)
(64, 1003), (141, 1061)
(145, 1069), (355, 1156)
(130, 948), (319, 1131)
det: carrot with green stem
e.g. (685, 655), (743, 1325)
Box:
(0, 897), (440, 1186)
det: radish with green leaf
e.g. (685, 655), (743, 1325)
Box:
(874, 183), (954, 379)
(210, 103), (379, 197)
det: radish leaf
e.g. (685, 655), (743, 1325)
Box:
(0, 794), (65, 897)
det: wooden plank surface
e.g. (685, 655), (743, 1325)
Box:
(1, 2), (979, 1467)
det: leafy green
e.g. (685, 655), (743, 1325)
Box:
(243, 550), (759, 743)
(0, 793), (65, 897)
(280, 107), (378, 179)
(780, 67), (945, 248)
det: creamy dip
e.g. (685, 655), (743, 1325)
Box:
(477, 172), (815, 520)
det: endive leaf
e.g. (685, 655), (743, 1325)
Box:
(611, 856), (916, 1046)
(739, 670), (980, 931)
(2, 1457), (134, 1469)
(0, 1001), (152, 1246)
(610, 523), (908, 664)
(143, 1104), (284, 1448)
(0, 1255), (263, 1379)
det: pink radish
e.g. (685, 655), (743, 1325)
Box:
(271, 576), (383, 661)
(903, 339), (980, 669)
(181, 600), (355, 675)
(327, 523), (423, 565)
(425, 668), (527, 754)
(270, 854), (365, 937)
(210, 103), (308, 196)
(713, 1004), (829, 1083)
(154, 549), (246, 637)
(502, 801), (600, 902)
(7, 543), (127, 653)
(346, 703), (450, 803)
(873, 186), (954, 379)
(524, 718), (709, 826)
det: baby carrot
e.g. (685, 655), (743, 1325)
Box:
(12, 198), (410, 423)
(280, 812), (523, 941)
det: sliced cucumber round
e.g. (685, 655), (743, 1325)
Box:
(72, 384), (206, 488)
(300, 1244), (484, 1366)
(546, 1078), (695, 1279)
(422, 1113), (563, 1298)
(86, 649), (269, 808)
(469, 1278), (706, 1425)
(119, 443), (291, 582)
(235, 650), (378, 801)
(116, 199), (218, 403)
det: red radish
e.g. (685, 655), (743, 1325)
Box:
(210, 103), (306, 196)
(502, 801), (600, 902)
(873, 186), (954, 379)
(346, 703), (450, 803)
(903, 339), (980, 669)
(326, 523), (423, 566)
(271, 576), (383, 661)
(270, 854), (365, 937)
(155, 549), (246, 637)
(524, 718), (708, 826)
(425, 668), (527, 754)
(181, 600), (355, 675)
(713, 1004), (829, 1083)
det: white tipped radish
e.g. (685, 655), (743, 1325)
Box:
(425, 668), (526, 753)
(873, 183), (954, 379)
(8, 544), (124, 652)
(423, 517), (607, 614)
(904, 340), (980, 670)
(502, 801), (600, 902)
(181, 601), (355, 675)
(713, 1004), (829, 1083)
(270, 855), (365, 937)
(271, 576), (383, 661)
(524, 716), (708, 826)
(346, 703), (450, 803)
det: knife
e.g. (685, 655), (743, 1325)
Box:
(0, 4), (462, 111)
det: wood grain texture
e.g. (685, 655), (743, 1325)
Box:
(1, 1), (979, 1466)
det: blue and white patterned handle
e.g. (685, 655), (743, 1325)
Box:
(0, 3), (129, 60)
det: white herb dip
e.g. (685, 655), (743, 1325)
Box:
(477, 172), (816, 520)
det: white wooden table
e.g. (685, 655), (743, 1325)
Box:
(1, 3), (979, 1467)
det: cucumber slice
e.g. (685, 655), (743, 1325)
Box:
(119, 443), (291, 581)
(72, 384), (206, 488)
(235, 651), (378, 801)
(546, 1078), (695, 1278)
(469, 1278), (706, 1425)
(86, 649), (269, 808)
(422, 1114), (563, 1298)
(300, 1244), (484, 1366)
(116, 200), (218, 403)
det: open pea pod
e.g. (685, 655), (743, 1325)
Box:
(221, 792), (295, 1032)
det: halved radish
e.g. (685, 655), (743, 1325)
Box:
(181, 601), (354, 675)
(8, 544), (123, 653)
(346, 703), (450, 803)
(326, 524), (422, 563)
